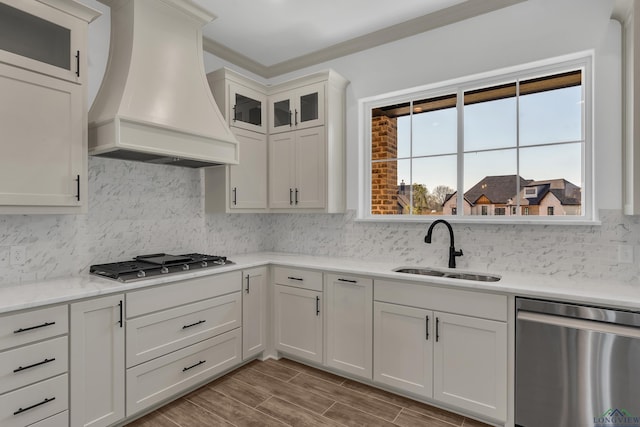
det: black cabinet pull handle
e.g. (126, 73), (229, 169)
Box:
(75, 175), (80, 201)
(183, 360), (206, 372)
(245, 274), (250, 293)
(426, 316), (429, 341)
(295, 188), (299, 205)
(287, 276), (303, 281)
(436, 317), (440, 342)
(337, 278), (357, 284)
(14, 397), (55, 416)
(232, 187), (237, 205)
(13, 358), (56, 373)
(232, 105), (237, 122)
(75, 50), (80, 77)
(14, 322), (55, 334)
(182, 320), (206, 330)
(316, 296), (320, 316)
(289, 110), (292, 126)
(118, 300), (123, 328)
(289, 188), (293, 205)
(295, 109), (298, 126)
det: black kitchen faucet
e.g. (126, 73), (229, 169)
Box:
(424, 219), (463, 268)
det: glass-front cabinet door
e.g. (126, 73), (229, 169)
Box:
(269, 82), (325, 134)
(0, 0), (83, 83)
(229, 82), (267, 133)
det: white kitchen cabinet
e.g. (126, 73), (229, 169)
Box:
(373, 279), (508, 422)
(269, 82), (325, 133)
(269, 126), (326, 209)
(273, 267), (324, 364)
(205, 68), (268, 213)
(433, 312), (507, 420)
(242, 267), (267, 360)
(325, 273), (373, 379)
(373, 301), (433, 397)
(70, 295), (125, 427)
(0, 0), (99, 214)
(205, 128), (267, 212)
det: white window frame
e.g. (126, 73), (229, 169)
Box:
(358, 52), (596, 224)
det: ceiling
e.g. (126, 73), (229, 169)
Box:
(192, 0), (526, 78)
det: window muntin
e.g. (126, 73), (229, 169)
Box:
(365, 59), (589, 221)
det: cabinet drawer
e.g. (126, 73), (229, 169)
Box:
(29, 411), (68, 427)
(0, 374), (68, 427)
(0, 336), (68, 395)
(273, 266), (323, 292)
(127, 292), (241, 367)
(374, 279), (507, 322)
(0, 305), (68, 351)
(127, 271), (241, 318)
(126, 328), (241, 415)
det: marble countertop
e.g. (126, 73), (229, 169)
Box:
(1, 251), (639, 314)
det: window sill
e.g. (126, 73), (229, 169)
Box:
(355, 215), (601, 226)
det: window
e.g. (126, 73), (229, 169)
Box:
(362, 55), (591, 222)
(547, 206), (554, 215)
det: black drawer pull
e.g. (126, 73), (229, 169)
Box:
(14, 397), (55, 416)
(182, 320), (206, 330)
(183, 360), (206, 372)
(13, 322), (55, 334)
(426, 316), (430, 341)
(287, 276), (303, 281)
(13, 358), (56, 373)
(316, 296), (320, 316)
(436, 317), (440, 342)
(337, 278), (357, 284)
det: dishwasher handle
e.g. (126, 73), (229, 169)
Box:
(517, 310), (640, 340)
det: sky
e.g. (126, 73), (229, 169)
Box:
(392, 85), (583, 194)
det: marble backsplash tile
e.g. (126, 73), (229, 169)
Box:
(0, 157), (638, 286)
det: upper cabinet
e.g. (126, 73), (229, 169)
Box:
(0, 0), (99, 214)
(269, 82), (325, 134)
(208, 68), (268, 134)
(622, 3), (640, 215)
(206, 68), (348, 214)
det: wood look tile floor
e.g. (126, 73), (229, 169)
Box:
(125, 358), (493, 427)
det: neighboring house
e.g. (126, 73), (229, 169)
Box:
(443, 175), (530, 216)
(510, 179), (582, 216)
(442, 175), (582, 216)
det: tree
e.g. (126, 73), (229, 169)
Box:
(411, 184), (430, 214)
(431, 185), (455, 207)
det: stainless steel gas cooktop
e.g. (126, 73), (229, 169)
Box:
(90, 253), (233, 282)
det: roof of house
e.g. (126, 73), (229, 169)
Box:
(518, 179), (581, 206)
(464, 175), (531, 205)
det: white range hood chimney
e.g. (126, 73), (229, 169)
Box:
(88, 0), (238, 167)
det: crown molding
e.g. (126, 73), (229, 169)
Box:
(202, 0), (526, 79)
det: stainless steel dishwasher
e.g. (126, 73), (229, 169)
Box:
(516, 297), (640, 427)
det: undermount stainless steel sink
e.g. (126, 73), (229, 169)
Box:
(393, 267), (501, 282)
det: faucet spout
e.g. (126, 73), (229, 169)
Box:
(424, 219), (463, 268)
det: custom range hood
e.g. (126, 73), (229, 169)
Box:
(88, 0), (238, 168)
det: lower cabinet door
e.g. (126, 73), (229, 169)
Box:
(325, 274), (372, 379)
(126, 328), (242, 415)
(433, 312), (507, 421)
(242, 267), (267, 360)
(373, 302), (433, 398)
(0, 374), (68, 427)
(274, 284), (323, 363)
(70, 295), (125, 427)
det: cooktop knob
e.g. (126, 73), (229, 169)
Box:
(160, 266), (169, 274)
(182, 264), (190, 271)
(137, 270), (146, 278)
(201, 261), (208, 267)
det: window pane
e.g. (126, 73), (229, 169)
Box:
(464, 149), (518, 216)
(520, 86), (582, 146)
(518, 143), (582, 216)
(372, 103), (409, 159)
(464, 83), (517, 152)
(371, 159), (408, 215)
(412, 106), (457, 157)
(412, 156), (457, 215)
